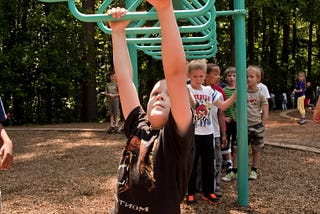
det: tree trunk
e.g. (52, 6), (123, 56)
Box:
(307, 21), (313, 79)
(281, 22), (289, 64)
(317, 24), (320, 61)
(281, 21), (290, 87)
(81, 0), (98, 122)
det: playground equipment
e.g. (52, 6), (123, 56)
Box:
(40, 0), (217, 59)
(39, 0), (249, 206)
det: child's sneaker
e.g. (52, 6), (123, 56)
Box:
(225, 161), (233, 173)
(298, 118), (306, 124)
(107, 126), (114, 134)
(202, 193), (220, 205)
(186, 195), (195, 206)
(222, 171), (237, 182)
(214, 190), (223, 198)
(249, 170), (258, 180)
(113, 126), (119, 133)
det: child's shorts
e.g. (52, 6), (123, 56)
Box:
(221, 144), (231, 154)
(248, 123), (265, 151)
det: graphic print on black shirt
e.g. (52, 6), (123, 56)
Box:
(117, 135), (158, 194)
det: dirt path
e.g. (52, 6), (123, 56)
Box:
(1, 110), (319, 214)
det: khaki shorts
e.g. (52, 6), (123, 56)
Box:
(248, 123), (265, 151)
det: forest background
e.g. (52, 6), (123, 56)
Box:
(1, 0), (320, 125)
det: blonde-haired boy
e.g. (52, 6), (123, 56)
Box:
(223, 65), (268, 181)
(186, 59), (236, 205)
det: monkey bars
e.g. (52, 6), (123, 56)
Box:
(39, 0), (217, 59)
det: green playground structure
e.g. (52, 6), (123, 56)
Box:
(39, 0), (249, 206)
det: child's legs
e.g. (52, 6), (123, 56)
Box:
(227, 120), (237, 169)
(188, 136), (201, 195)
(297, 95), (306, 118)
(232, 143), (238, 168)
(231, 121), (237, 168)
(114, 114), (119, 126)
(248, 124), (265, 170)
(200, 134), (215, 194)
(214, 137), (222, 191)
(114, 97), (120, 126)
(110, 115), (115, 126)
(251, 149), (261, 169)
(109, 98), (120, 126)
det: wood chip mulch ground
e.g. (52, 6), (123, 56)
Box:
(1, 109), (319, 214)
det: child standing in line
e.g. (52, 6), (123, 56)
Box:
(223, 65), (268, 181)
(104, 71), (120, 133)
(204, 63), (227, 197)
(293, 72), (306, 124)
(246, 66), (269, 180)
(186, 59), (236, 205)
(221, 67), (237, 182)
(107, 1), (195, 213)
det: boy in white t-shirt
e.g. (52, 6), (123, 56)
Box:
(186, 59), (236, 205)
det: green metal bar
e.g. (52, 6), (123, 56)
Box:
(151, 50), (217, 60)
(126, 0), (139, 90)
(144, 46), (216, 56)
(216, 9), (247, 17)
(127, 27), (215, 44)
(136, 39), (216, 51)
(39, 0), (247, 17)
(98, 11), (214, 35)
(234, 0), (248, 207)
(67, 0), (214, 22)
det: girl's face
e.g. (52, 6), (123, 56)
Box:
(147, 80), (170, 130)
(188, 69), (206, 89)
(298, 73), (305, 81)
(247, 70), (259, 89)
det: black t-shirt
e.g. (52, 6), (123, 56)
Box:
(305, 87), (313, 99)
(112, 106), (195, 214)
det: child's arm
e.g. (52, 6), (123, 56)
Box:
(261, 104), (269, 126)
(150, 0), (192, 136)
(214, 92), (237, 111)
(218, 109), (227, 146)
(107, 8), (140, 119)
(0, 124), (13, 170)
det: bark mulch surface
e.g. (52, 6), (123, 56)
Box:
(1, 109), (319, 214)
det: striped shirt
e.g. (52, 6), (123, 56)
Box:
(223, 87), (236, 121)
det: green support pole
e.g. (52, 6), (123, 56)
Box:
(234, 0), (248, 206)
(126, 0), (139, 90)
